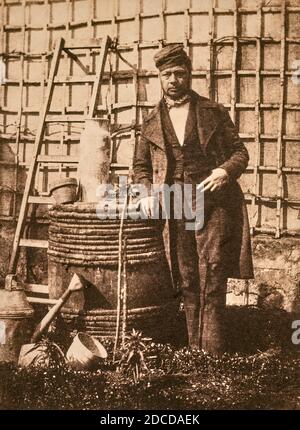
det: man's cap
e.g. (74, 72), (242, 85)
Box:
(154, 44), (191, 71)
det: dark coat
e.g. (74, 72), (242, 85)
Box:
(133, 90), (254, 283)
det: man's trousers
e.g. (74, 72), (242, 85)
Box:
(170, 184), (228, 355)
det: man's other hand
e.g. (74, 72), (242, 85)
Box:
(139, 196), (158, 218)
(197, 168), (229, 192)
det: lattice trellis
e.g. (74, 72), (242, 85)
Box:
(0, 0), (300, 238)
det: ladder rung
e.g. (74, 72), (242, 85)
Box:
(54, 76), (95, 84)
(111, 163), (129, 169)
(20, 239), (48, 248)
(64, 37), (103, 50)
(28, 196), (54, 204)
(24, 283), (49, 294)
(45, 115), (86, 123)
(27, 297), (57, 305)
(37, 155), (79, 163)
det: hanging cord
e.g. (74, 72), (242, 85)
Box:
(110, 42), (138, 359)
(113, 186), (130, 362)
(121, 237), (128, 347)
(110, 39), (138, 73)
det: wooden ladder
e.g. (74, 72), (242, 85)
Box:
(6, 36), (111, 299)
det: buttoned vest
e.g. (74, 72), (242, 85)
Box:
(161, 100), (211, 184)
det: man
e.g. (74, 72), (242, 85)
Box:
(133, 44), (253, 355)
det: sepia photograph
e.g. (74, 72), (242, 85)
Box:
(0, 0), (299, 415)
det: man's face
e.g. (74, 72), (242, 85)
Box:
(159, 64), (190, 99)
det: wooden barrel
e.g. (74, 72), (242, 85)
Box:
(48, 203), (177, 340)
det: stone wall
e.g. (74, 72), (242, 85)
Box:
(227, 237), (300, 314)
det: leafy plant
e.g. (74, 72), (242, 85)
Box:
(118, 329), (151, 383)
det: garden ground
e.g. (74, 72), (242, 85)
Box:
(0, 305), (299, 410)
